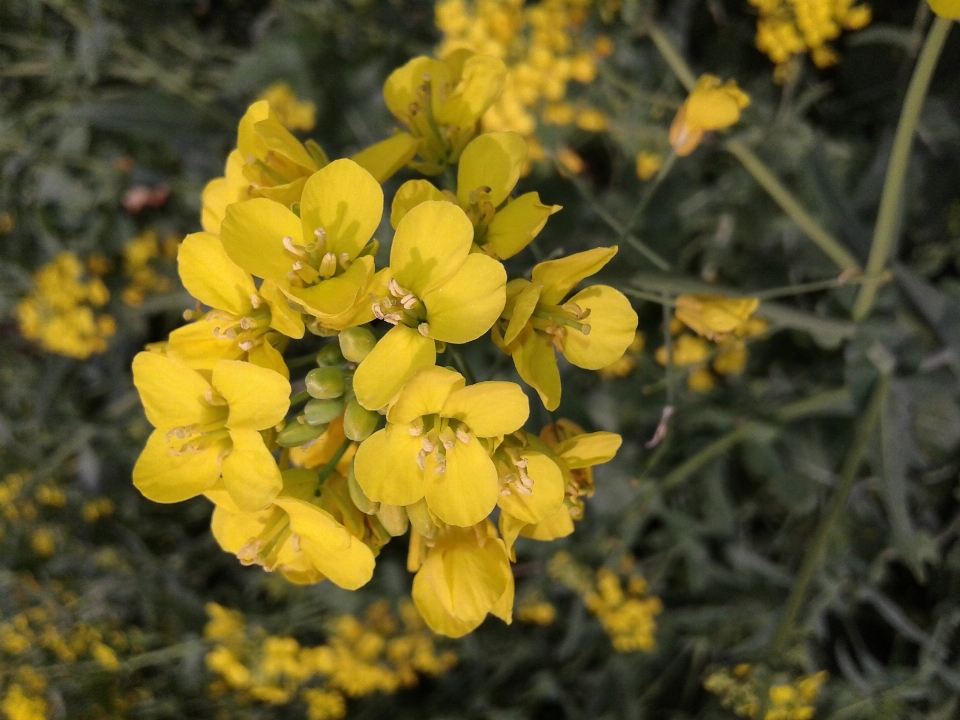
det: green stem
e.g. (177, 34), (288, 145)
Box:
(596, 64), (682, 108)
(620, 152), (677, 242)
(768, 375), (889, 655)
(647, 23), (697, 91)
(289, 390), (311, 408)
(286, 354), (320, 371)
(622, 287), (676, 306)
(317, 438), (353, 484)
(662, 299), (676, 408)
(852, 17), (953, 321)
(448, 346), (476, 385)
(725, 139), (860, 271)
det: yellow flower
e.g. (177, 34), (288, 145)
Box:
(713, 341), (748, 376)
(132, 352), (290, 512)
(687, 367), (716, 393)
(378, 50), (506, 175)
(258, 82), (316, 131)
(408, 522), (514, 637)
(352, 201), (507, 411)
(669, 75), (750, 157)
(390, 132), (561, 260)
(209, 468), (376, 590)
(516, 598), (556, 625)
(575, 108), (608, 132)
(1, 685), (47, 720)
(556, 146), (585, 175)
(220, 159), (384, 334)
(674, 294), (760, 342)
(354, 365), (528, 527)
(655, 334), (710, 367)
(928, 0), (960, 17)
(635, 152), (663, 181)
(493, 247), (638, 410)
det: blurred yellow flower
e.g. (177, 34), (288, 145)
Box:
(929, 0), (960, 17)
(635, 151), (663, 181)
(669, 75), (750, 157)
(258, 82), (317, 131)
(674, 294), (760, 342)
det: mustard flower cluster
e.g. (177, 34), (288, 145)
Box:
(203, 600), (455, 717)
(258, 82), (317, 132)
(120, 229), (178, 307)
(435, 0), (613, 170)
(130, 51), (637, 638)
(15, 253), (116, 360)
(705, 664), (828, 720)
(548, 552), (661, 652)
(748, 0), (872, 82)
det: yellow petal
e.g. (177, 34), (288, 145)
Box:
(200, 178), (229, 235)
(390, 179), (447, 229)
(274, 497), (376, 590)
(299, 160), (383, 260)
(423, 437), (498, 527)
(221, 199), (304, 285)
(929, 0), (960, 18)
(503, 279), (540, 345)
(441, 381), (529, 437)
(211, 360), (290, 430)
(456, 131), (526, 209)
(221, 428), (282, 511)
(210, 504), (266, 553)
(496, 451), (564, 524)
(353, 133), (421, 184)
(132, 351), (216, 429)
(384, 57), (443, 122)
(260, 281), (305, 339)
(353, 424), (426, 506)
(421, 253), (506, 344)
(289, 419), (349, 472)
(561, 285), (638, 370)
(284, 256), (373, 319)
(178, 232), (256, 316)
(554, 431), (622, 468)
(236, 100), (271, 161)
(254, 176), (309, 207)
(484, 192), (561, 260)
(489, 550), (515, 625)
(390, 201), (473, 297)
(520, 505), (575, 541)
(498, 512), (526, 559)
(510, 327), (561, 411)
(412, 552), (482, 638)
(253, 116), (318, 171)
(353, 324), (437, 411)
(133, 430), (221, 503)
(246, 339), (290, 380)
(531, 246), (618, 305)
(443, 529), (509, 621)
(387, 365), (464, 425)
(434, 53), (506, 129)
(167, 321), (244, 370)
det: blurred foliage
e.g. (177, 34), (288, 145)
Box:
(2, 0), (960, 719)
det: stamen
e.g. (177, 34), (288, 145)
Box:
(416, 451), (427, 471)
(372, 303), (385, 320)
(434, 459), (447, 475)
(418, 323), (430, 337)
(515, 484), (532, 495)
(204, 389), (228, 406)
(282, 236), (307, 257)
(313, 227), (326, 242)
(292, 260), (304, 271)
(290, 533), (301, 553)
(401, 294), (418, 310)
(318, 252), (338, 278)
(238, 340), (254, 352)
(237, 540), (261, 565)
(213, 326), (237, 341)
(250, 294), (261, 309)
(338, 253), (351, 269)
(215, 448), (231, 467)
(581, 324), (592, 336)
(500, 488), (511, 496)
(455, 428), (471, 444)
(383, 313), (403, 325)
(408, 424), (423, 437)
(421, 438), (436, 453)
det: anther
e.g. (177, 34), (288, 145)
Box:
(250, 294), (261, 309)
(388, 279), (407, 298)
(238, 340), (254, 352)
(338, 253), (351, 269)
(282, 236), (309, 259)
(318, 252), (338, 278)
(313, 228), (326, 241)
(418, 323), (430, 337)
(515, 485), (533, 495)
(215, 448), (231, 467)
(383, 313), (403, 325)
(372, 303), (385, 320)
(455, 428), (471, 444)
(500, 488), (512, 496)
(408, 425), (423, 437)
(401, 294), (418, 310)
(290, 533), (301, 553)
(416, 451), (426, 471)
(204, 389), (228, 406)
(581, 324), (592, 336)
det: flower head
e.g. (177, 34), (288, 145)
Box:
(669, 75), (750, 157)
(929, 0), (960, 17)
(257, 82), (317, 132)
(674, 294), (760, 342)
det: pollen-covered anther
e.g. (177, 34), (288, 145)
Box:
(318, 252), (338, 278)
(580, 324), (592, 336)
(204, 389), (228, 406)
(383, 312), (403, 325)
(408, 421), (424, 437)
(455, 428), (471, 444)
(238, 340), (254, 352)
(237, 540), (261, 565)
(418, 323), (430, 337)
(388, 279), (411, 299)
(249, 294), (262, 309)
(416, 450), (427, 471)
(372, 303), (385, 320)
(401, 294), (418, 310)
(213, 326), (238, 341)
(290, 533), (301, 553)
(215, 447), (231, 467)
(338, 252), (351, 270)
(313, 227), (326, 242)
(500, 488), (511, 496)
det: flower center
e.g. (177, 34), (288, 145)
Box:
(164, 391), (230, 459)
(495, 451), (534, 497)
(237, 507), (291, 571)
(372, 279), (430, 336)
(409, 415), (473, 474)
(207, 304), (273, 352)
(529, 301), (592, 352)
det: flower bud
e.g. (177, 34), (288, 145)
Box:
(305, 366), (345, 399)
(347, 463), (379, 515)
(338, 326), (377, 363)
(315, 343), (345, 367)
(376, 504), (409, 537)
(277, 418), (326, 447)
(405, 498), (437, 540)
(304, 397), (345, 426)
(343, 399), (380, 441)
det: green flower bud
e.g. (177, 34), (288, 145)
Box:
(276, 418), (326, 448)
(338, 326), (377, 363)
(347, 463), (379, 515)
(376, 504), (409, 537)
(305, 366), (345, 399)
(406, 498), (437, 540)
(304, 397), (344, 426)
(343, 399), (380, 441)
(315, 343), (345, 367)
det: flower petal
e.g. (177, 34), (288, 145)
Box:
(484, 192), (561, 260)
(353, 424), (426, 506)
(496, 451), (564, 524)
(561, 285), (638, 370)
(421, 253), (506, 344)
(444, 529), (509, 622)
(178, 232), (256, 316)
(132, 351), (215, 429)
(253, 116), (318, 171)
(503, 279), (540, 345)
(423, 438), (498, 527)
(284, 256), (373, 322)
(167, 321), (244, 370)
(221, 198), (304, 285)
(390, 201), (473, 296)
(260, 280), (305, 339)
(221, 428), (282, 511)
(520, 505), (575, 541)
(413, 553), (482, 638)
(384, 57), (443, 123)
(353, 133), (421, 184)
(510, 327), (561, 411)
(456, 131), (526, 209)
(387, 366), (464, 425)
(554, 431), (623, 468)
(434, 53), (506, 129)
(299, 159), (383, 260)
(353, 324), (437, 411)
(246, 340), (290, 380)
(391, 179), (447, 229)
(441, 381), (529, 437)
(210, 504), (266, 553)
(531, 246), (617, 305)
(212, 360), (291, 430)
(133, 430), (220, 503)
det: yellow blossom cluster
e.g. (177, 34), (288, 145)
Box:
(599, 331), (643, 379)
(121, 229), (177, 307)
(258, 82), (317, 132)
(515, 597), (557, 625)
(435, 0), (613, 169)
(705, 665), (828, 720)
(748, 0), (872, 82)
(15, 253), (116, 360)
(548, 552), (662, 652)
(203, 600), (455, 717)
(131, 49), (637, 639)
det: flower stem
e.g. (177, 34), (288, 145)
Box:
(647, 23), (696, 91)
(851, 16), (953, 321)
(725, 139), (860, 271)
(768, 374), (889, 655)
(317, 438), (353, 484)
(620, 151), (677, 242)
(448, 346), (476, 385)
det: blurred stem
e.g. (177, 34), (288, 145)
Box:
(561, 167), (672, 270)
(725, 140), (860, 271)
(851, 17), (952, 321)
(317, 439), (352, 484)
(620, 151), (677, 242)
(596, 65), (682, 108)
(647, 24), (696, 91)
(768, 375), (889, 655)
(289, 391), (311, 408)
(662, 299), (675, 408)
(448, 346), (476, 384)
